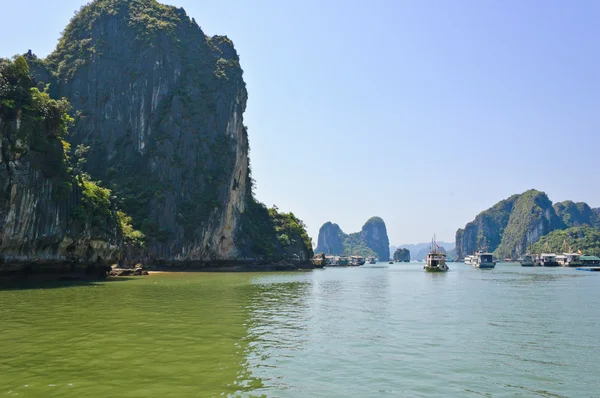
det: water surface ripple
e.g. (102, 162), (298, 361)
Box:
(0, 263), (598, 397)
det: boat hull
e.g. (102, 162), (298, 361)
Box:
(424, 266), (448, 272)
(542, 262), (560, 267)
(473, 262), (496, 269)
(520, 262), (535, 267)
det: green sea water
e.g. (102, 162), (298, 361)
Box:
(1, 263), (599, 397)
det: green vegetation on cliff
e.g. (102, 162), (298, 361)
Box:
(240, 197), (313, 261)
(1, 56), (140, 245)
(533, 226), (600, 257)
(553, 201), (600, 229)
(1, 57), (72, 184)
(494, 190), (562, 258)
(342, 233), (377, 258)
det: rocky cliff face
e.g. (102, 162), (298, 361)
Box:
(18, 0), (314, 265)
(315, 222), (345, 255)
(359, 217), (390, 261)
(37, 0), (249, 263)
(456, 189), (567, 259)
(553, 201), (600, 228)
(0, 57), (121, 278)
(315, 217), (390, 259)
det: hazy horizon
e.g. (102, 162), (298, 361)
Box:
(3, 0), (599, 245)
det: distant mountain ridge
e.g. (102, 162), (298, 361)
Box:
(316, 217), (390, 260)
(456, 189), (600, 259)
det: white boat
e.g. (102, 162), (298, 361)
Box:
(471, 251), (496, 269)
(367, 257), (376, 264)
(350, 255), (365, 266)
(537, 253), (559, 267)
(424, 237), (449, 272)
(519, 254), (535, 267)
(556, 253), (582, 267)
(464, 255), (473, 265)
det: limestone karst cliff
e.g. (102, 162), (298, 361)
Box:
(0, 57), (122, 277)
(455, 189), (599, 259)
(315, 217), (390, 260)
(0, 0), (312, 275)
(315, 222), (345, 255)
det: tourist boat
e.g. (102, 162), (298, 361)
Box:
(388, 260), (394, 264)
(556, 253), (583, 267)
(537, 253), (559, 267)
(367, 257), (377, 264)
(471, 251), (496, 269)
(424, 238), (449, 272)
(350, 255), (365, 266)
(338, 256), (350, 266)
(464, 255), (473, 265)
(519, 254), (535, 267)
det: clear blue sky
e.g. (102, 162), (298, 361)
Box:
(2, 0), (599, 245)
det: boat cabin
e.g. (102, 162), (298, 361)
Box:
(350, 255), (365, 266)
(539, 253), (557, 262)
(338, 256), (350, 266)
(475, 252), (494, 263)
(426, 253), (446, 267)
(580, 255), (600, 265)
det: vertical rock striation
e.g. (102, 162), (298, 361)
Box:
(17, 0), (313, 267)
(0, 57), (121, 277)
(315, 222), (345, 255)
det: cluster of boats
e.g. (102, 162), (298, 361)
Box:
(320, 239), (595, 272)
(518, 253), (583, 267)
(323, 255), (377, 266)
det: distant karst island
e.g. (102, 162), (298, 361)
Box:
(456, 189), (600, 259)
(315, 217), (390, 261)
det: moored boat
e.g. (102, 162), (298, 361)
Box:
(367, 257), (376, 264)
(464, 255), (473, 265)
(471, 251), (496, 269)
(519, 254), (535, 267)
(350, 255), (365, 266)
(557, 253), (582, 267)
(537, 253), (559, 267)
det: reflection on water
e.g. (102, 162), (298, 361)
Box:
(241, 264), (600, 397)
(1, 265), (599, 397)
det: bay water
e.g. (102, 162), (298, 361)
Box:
(1, 263), (599, 397)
